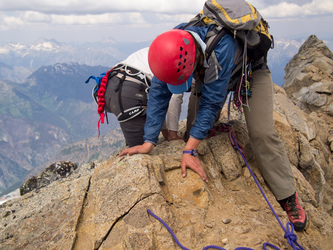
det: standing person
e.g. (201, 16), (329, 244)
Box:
(119, 5), (307, 232)
(87, 47), (183, 147)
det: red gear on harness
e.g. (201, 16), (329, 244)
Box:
(96, 68), (113, 137)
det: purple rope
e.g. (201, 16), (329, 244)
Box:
(230, 133), (305, 250)
(147, 209), (190, 250)
(148, 209), (254, 250)
(146, 126), (305, 250)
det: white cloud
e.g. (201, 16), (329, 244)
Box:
(0, 0), (332, 43)
(260, 0), (333, 18)
(0, 15), (25, 30)
(0, 0), (203, 15)
(50, 13), (147, 26)
(0, 11), (148, 30)
(1, 0), (331, 29)
(33, 0), (333, 16)
(0, 0), (201, 32)
(24, 12), (52, 23)
(157, 14), (197, 22)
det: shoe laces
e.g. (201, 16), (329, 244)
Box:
(286, 195), (300, 219)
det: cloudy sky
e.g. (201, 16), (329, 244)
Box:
(0, 0), (333, 44)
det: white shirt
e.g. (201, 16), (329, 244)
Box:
(120, 47), (153, 80)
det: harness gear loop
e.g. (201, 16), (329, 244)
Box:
(115, 73), (127, 118)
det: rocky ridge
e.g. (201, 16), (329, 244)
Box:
(0, 35), (333, 250)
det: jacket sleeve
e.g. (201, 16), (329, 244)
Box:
(189, 32), (237, 140)
(143, 76), (172, 144)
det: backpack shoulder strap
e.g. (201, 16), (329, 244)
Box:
(205, 27), (229, 59)
(181, 14), (229, 60)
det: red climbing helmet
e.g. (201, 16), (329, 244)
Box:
(148, 29), (196, 93)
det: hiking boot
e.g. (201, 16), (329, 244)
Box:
(279, 192), (307, 232)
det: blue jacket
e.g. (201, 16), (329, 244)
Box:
(144, 24), (237, 144)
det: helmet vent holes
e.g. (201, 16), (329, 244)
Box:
(148, 30), (195, 85)
(178, 74), (185, 81)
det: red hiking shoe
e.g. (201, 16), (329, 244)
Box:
(279, 192), (307, 232)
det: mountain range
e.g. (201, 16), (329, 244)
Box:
(0, 38), (149, 83)
(0, 36), (332, 197)
(0, 62), (121, 196)
(0, 36), (332, 85)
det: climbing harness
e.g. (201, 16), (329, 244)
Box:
(113, 63), (151, 91)
(85, 63), (151, 137)
(110, 64), (150, 124)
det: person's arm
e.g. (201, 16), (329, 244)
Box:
(119, 76), (172, 156)
(167, 94), (183, 130)
(189, 32), (237, 141)
(180, 31), (237, 182)
(143, 77), (172, 143)
(166, 93), (183, 140)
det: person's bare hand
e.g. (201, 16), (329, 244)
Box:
(181, 154), (208, 183)
(118, 142), (154, 157)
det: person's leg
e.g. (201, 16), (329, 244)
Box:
(119, 114), (146, 147)
(243, 67), (307, 231)
(243, 67), (295, 200)
(167, 94), (183, 130)
(166, 93), (183, 140)
(161, 121), (169, 140)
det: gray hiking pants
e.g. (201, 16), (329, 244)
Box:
(243, 66), (295, 200)
(185, 65), (296, 200)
